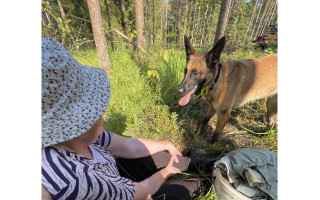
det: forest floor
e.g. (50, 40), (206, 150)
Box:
(178, 98), (277, 156)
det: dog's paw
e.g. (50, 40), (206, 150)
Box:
(210, 133), (220, 144)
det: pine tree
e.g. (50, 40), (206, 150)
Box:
(87, 0), (112, 71)
(135, 0), (145, 48)
(214, 0), (232, 43)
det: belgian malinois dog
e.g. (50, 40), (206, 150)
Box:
(178, 36), (277, 144)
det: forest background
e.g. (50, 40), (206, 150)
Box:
(40, 0), (279, 198)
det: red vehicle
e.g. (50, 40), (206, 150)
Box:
(253, 22), (277, 49)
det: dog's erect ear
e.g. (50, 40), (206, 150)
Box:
(184, 35), (196, 62)
(206, 36), (225, 68)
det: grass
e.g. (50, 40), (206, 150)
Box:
(71, 44), (186, 150)
(71, 43), (277, 199)
(194, 186), (216, 200)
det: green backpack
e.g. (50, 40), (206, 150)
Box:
(213, 148), (277, 200)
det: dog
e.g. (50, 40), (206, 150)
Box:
(178, 36), (277, 144)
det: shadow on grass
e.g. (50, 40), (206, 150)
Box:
(103, 110), (127, 136)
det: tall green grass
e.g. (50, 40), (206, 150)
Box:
(143, 48), (186, 109)
(71, 45), (186, 149)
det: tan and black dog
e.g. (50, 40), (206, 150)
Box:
(178, 36), (277, 144)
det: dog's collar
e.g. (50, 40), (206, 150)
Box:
(199, 62), (223, 96)
(209, 62), (223, 90)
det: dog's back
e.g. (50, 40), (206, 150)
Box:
(218, 53), (278, 108)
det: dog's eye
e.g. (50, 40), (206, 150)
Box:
(191, 69), (200, 78)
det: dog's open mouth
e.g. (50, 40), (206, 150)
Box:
(179, 85), (198, 106)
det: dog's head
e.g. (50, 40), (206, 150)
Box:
(178, 36), (225, 106)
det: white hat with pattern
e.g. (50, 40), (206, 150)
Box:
(41, 38), (111, 147)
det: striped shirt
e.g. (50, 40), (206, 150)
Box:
(42, 130), (136, 200)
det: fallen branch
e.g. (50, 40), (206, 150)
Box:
(66, 14), (91, 22)
(78, 40), (94, 48)
(111, 28), (150, 56)
(224, 131), (248, 136)
(63, 15), (150, 56)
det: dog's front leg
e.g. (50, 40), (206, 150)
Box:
(210, 109), (231, 144)
(196, 105), (216, 136)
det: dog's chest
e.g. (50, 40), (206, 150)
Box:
(204, 86), (221, 105)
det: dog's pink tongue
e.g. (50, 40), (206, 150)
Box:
(179, 90), (194, 106)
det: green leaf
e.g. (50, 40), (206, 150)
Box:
(163, 50), (170, 63)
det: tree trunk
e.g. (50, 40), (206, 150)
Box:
(57, 0), (78, 48)
(57, 1), (70, 34)
(200, 4), (210, 48)
(57, 0), (66, 19)
(160, 0), (163, 40)
(242, 0), (259, 44)
(182, 0), (189, 39)
(177, 0), (183, 43)
(42, 11), (53, 38)
(146, 0), (151, 47)
(214, 0), (232, 43)
(164, 0), (169, 48)
(136, 0), (145, 48)
(119, 0), (129, 36)
(187, 0), (197, 37)
(267, 1), (277, 26)
(104, 0), (114, 50)
(254, 0), (270, 39)
(231, 0), (245, 47)
(190, 0), (198, 40)
(202, 6), (213, 50)
(249, 0), (264, 42)
(227, 0), (234, 21)
(261, 0), (277, 35)
(104, 0), (111, 29)
(228, 0), (241, 22)
(87, 0), (112, 71)
(152, 0), (155, 45)
(258, 0), (273, 36)
(194, 3), (201, 41)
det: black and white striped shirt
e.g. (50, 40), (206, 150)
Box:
(42, 130), (135, 199)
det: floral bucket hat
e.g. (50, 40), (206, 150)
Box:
(42, 38), (111, 148)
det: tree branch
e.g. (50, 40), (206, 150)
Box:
(111, 28), (150, 56)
